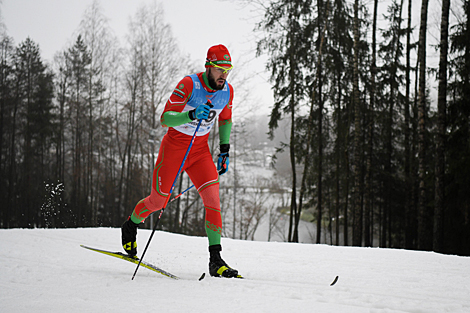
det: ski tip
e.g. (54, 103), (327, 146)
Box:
(330, 275), (339, 286)
(198, 273), (206, 281)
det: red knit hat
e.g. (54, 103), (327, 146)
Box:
(205, 44), (232, 68)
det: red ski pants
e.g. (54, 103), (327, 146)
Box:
(130, 132), (222, 245)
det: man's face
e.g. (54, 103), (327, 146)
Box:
(207, 67), (230, 90)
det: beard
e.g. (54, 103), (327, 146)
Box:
(207, 68), (226, 90)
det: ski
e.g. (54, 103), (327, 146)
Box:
(80, 245), (179, 279)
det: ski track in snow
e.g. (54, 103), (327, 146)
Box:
(1, 228), (469, 313)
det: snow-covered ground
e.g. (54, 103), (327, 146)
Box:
(1, 228), (469, 313)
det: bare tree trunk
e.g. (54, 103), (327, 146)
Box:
(389, 0), (405, 247)
(315, 0), (327, 245)
(434, 0), (450, 253)
(404, 0), (414, 249)
(344, 146), (350, 246)
(352, 0), (363, 247)
(297, 0), (329, 244)
(364, 0), (379, 247)
(288, 94), (297, 242)
(411, 57), (420, 246)
(417, 0), (430, 251)
(288, 23), (298, 242)
(334, 70), (342, 246)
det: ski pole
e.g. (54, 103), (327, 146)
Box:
(132, 100), (211, 280)
(168, 184), (195, 204)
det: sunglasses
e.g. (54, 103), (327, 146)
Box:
(208, 61), (233, 74)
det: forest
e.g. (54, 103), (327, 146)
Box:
(1, 0), (469, 256)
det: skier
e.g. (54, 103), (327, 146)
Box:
(121, 44), (238, 278)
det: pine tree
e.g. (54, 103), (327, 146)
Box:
(0, 32), (14, 227)
(11, 38), (54, 227)
(256, 0), (310, 242)
(446, 0), (470, 255)
(66, 35), (92, 226)
(326, 0), (354, 246)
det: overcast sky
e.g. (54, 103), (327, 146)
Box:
(1, 0), (454, 113)
(1, 0), (273, 115)
(2, 0), (261, 63)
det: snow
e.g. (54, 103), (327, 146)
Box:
(1, 228), (469, 313)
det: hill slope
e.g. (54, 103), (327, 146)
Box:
(1, 228), (469, 313)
